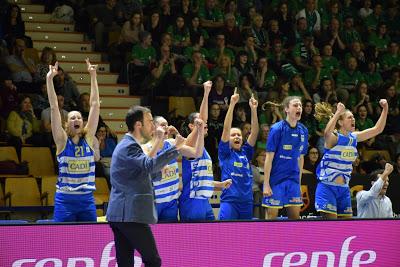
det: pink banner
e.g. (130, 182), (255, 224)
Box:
(1, 220), (400, 267)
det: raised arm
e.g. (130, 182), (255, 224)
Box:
(46, 62), (67, 149)
(357, 163), (393, 205)
(323, 102), (345, 145)
(84, 58), (100, 137)
(221, 88), (239, 142)
(186, 81), (212, 146)
(355, 99), (388, 143)
(171, 122), (204, 158)
(247, 95), (259, 146)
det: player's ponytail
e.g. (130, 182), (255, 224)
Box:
(314, 102), (334, 122)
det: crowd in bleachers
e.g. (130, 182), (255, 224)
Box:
(0, 0), (400, 220)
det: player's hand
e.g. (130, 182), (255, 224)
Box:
(379, 99), (388, 110)
(86, 58), (97, 75)
(223, 179), (232, 189)
(154, 126), (166, 140)
(263, 183), (273, 197)
(335, 102), (345, 114)
(167, 125), (179, 136)
(249, 94), (258, 110)
(231, 87), (239, 105)
(47, 62), (59, 79)
(203, 80), (212, 94)
(384, 163), (394, 175)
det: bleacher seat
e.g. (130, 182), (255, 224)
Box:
(0, 146), (19, 163)
(21, 147), (55, 177)
(41, 175), (57, 206)
(4, 177), (42, 207)
(169, 97), (196, 117)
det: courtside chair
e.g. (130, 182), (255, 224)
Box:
(4, 177), (42, 207)
(94, 177), (110, 216)
(21, 147), (55, 177)
(40, 175), (58, 206)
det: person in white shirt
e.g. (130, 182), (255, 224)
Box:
(356, 163), (394, 218)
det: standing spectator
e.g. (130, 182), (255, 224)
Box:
(357, 163), (394, 218)
(256, 123), (269, 150)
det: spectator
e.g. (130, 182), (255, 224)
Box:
(31, 82), (49, 117)
(159, 0), (173, 31)
(224, 0), (244, 27)
(313, 78), (337, 104)
(199, 0), (224, 33)
(53, 66), (80, 111)
(174, 0), (195, 27)
(272, 1), (294, 39)
(358, 0), (373, 19)
(232, 103), (247, 128)
(303, 146), (320, 174)
(348, 81), (374, 115)
(363, 59), (383, 94)
(188, 16), (209, 44)
(233, 50), (254, 80)
(34, 47), (57, 83)
(364, 3), (383, 32)
(6, 95), (43, 159)
(321, 44), (340, 75)
(291, 32), (319, 71)
(96, 123), (117, 158)
(208, 32), (235, 64)
(357, 163), (394, 218)
(167, 14), (191, 51)
(222, 13), (242, 52)
(184, 33), (209, 63)
(119, 11), (144, 47)
(304, 54), (333, 93)
(212, 54), (237, 87)
(290, 17), (308, 46)
(242, 33), (258, 65)
(319, 18), (346, 57)
(289, 73), (312, 101)
(345, 41), (366, 68)
(300, 99), (318, 144)
(182, 50), (211, 99)
(267, 39), (287, 74)
(295, 0), (321, 34)
(368, 22), (390, 52)
(88, 0), (123, 51)
(145, 10), (163, 47)
(378, 83), (399, 134)
(41, 94), (68, 148)
(208, 75), (232, 113)
(321, 0), (343, 31)
(0, 77), (18, 119)
(4, 38), (36, 93)
(237, 73), (258, 104)
(250, 14), (269, 52)
(256, 123), (269, 150)
(355, 104), (375, 149)
(254, 56), (277, 101)
(380, 41), (400, 72)
(340, 16), (362, 49)
(336, 56), (364, 102)
(266, 19), (286, 51)
(3, 4), (32, 47)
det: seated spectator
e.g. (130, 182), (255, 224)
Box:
(208, 75), (232, 113)
(378, 83), (400, 134)
(267, 19), (286, 52)
(145, 10), (163, 47)
(295, 0), (321, 35)
(321, 0), (344, 31)
(212, 54), (237, 87)
(355, 104), (375, 149)
(358, 0), (373, 20)
(167, 14), (191, 51)
(380, 41), (400, 72)
(266, 39), (287, 74)
(224, 0), (244, 27)
(31, 82), (49, 117)
(41, 94), (68, 148)
(0, 77), (18, 120)
(255, 123), (269, 150)
(188, 16), (210, 44)
(208, 32), (235, 64)
(348, 81), (374, 115)
(340, 16), (362, 49)
(241, 33), (258, 65)
(368, 22), (390, 53)
(254, 56), (277, 101)
(336, 56), (364, 103)
(4, 38), (37, 93)
(356, 163), (394, 218)
(174, 0), (196, 27)
(363, 59), (383, 94)
(291, 32), (319, 71)
(237, 73), (258, 104)
(319, 18), (346, 58)
(34, 47), (57, 83)
(184, 33), (209, 61)
(364, 3), (383, 33)
(3, 4), (32, 48)
(6, 95), (43, 159)
(205, 102), (224, 163)
(88, 0), (123, 51)
(53, 66), (80, 111)
(345, 41), (367, 68)
(271, 2), (294, 38)
(300, 99), (318, 145)
(96, 123), (117, 158)
(222, 13), (243, 52)
(303, 146), (320, 174)
(232, 103), (247, 127)
(119, 11), (144, 47)
(182, 50), (211, 98)
(313, 78), (337, 104)
(304, 54), (333, 93)
(289, 73), (312, 101)
(233, 50), (254, 80)
(198, 0), (224, 34)
(321, 44), (340, 75)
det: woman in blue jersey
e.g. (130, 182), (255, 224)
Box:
(46, 60), (100, 222)
(179, 81), (232, 221)
(142, 116), (205, 221)
(314, 100), (388, 219)
(262, 96), (309, 220)
(218, 89), (259, 220)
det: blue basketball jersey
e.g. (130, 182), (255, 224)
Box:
(180, 148), (214, 201)
(152, 141), (180, 204)
(266, 120), (308, 186)
(316, 132), (358, 186)
(219, 141), (254, 203)
(56, 137), (96, 194)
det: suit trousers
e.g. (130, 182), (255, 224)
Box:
(109, 222), (161, 267)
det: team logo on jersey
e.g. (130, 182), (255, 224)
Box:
(291, 134), (298, 137)
(299, 145), (304, 152)
(162, 165), (178, 181)
(283, 145), (292, 150)
(301, 135), (305, 142)
(234, 161), (243, 168)
(341, 149), (357, 160)
(68, 159), (90, 173)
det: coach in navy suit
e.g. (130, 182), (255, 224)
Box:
(106, 105), (184, 267)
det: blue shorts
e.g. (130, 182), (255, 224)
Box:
(315, 182), (352, 217)
(156, 199), (178, 222)
(218, 201), (253, 220)
(262, 179), (302, 208)
(179, 198), (215, 221)
(53, 192), (97, 222)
